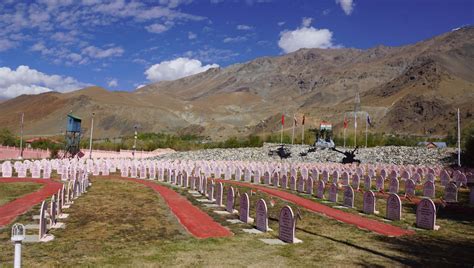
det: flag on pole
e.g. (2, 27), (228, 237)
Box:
(366, 114), (373, 127)
(281, 114), (285, 126)
(302, 115), (305, 125)
(343, 115), (348, 129)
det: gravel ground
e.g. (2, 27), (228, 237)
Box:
(155, 143), (456, 166)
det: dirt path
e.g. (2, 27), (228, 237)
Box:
(112, 177), (233, 239)
(0, 178), (63, 227)
(215, 179), (415, 237)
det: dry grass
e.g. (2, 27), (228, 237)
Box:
(0, 177), (473, 267)
(0, 182), (43, 206)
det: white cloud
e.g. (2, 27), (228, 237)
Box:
(82, 45), (124, 59)
(145, 57), (219, 82)
(237, 24), (253, 30)
(336, 0), (354, 15)
(223, 36), (247, 43)
(277, 21), (285, 26)
(278, 18), (335, 53)
(302, 17), (313, 27)
(0, 40), (16, 52)
(107, 78), (118, 87)
(145, 23), (172, 34)
(0, 65), (88, 99)
(188, 31), (197, 39)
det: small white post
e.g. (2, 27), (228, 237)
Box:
(19, 113), (24, 160)
(11, 223), (25, 268)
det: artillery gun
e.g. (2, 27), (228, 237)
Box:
(268, 144), (292, 159)
(331, 146), (361, 164)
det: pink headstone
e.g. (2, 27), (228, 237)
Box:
(351, 174), (360, 191)
(375, 175), (384, 191)
(343, 186), (354, 208)
(363, 190), (377, 214)
(423, 181), (435, 198)
(272, 172), (280, 187)
(297, 178), (305, 193)
(329, 183), (338, 202)
(306, 177), (314, 195)
(389, 178), (399, 194)
(256, 199), (269, 232)
(239, 193), (252, 223)
(316, 180), (325, 199)
(444, 182), (457, 203)
(281, 174), (288, 189)
(226, 186), (235, 213)
(364, 175), (371, 191)
(386, 193), (402, 221)
(290, 176), (296, 191)
(405, 179), (416, 197)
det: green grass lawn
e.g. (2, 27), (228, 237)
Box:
(0, 182), (43, 206)
(0, 177), (473, 267)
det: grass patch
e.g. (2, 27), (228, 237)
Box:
(0, 182), (43, 206)
(1, 177), (473, 267)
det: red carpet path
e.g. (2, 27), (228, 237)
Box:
(0, 178), (63, 227)
(116, 177), (232, 239)
(215, 179), (414, 237)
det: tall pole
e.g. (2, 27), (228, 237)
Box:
(365, 112), (368, 148)
(457, 108), (461, 167)
(354, 112), (357, 147)
(133, 126), (138, 159)
(343, 127), (346, 148)
(291, 114), (295, 145)
(19, 113), (24, 159)
(89, 113), (95, 159)
(280, 114), (284, 144)
(301, 123), (305, 145)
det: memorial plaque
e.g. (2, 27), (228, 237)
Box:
(364, 175), (371, 190)
(279, 206), (296, 243)
(297, 178), (305, 193)
(444, 182), (458, 202)
(363, 190), (377, 214)
(290, 176), (296, 191)
(386, 193), (402, 221)
(272, 172), (280, 187)
(316, 180), (325, 199)
(389, 178), (399, 194)
(256, 199), (269, 232)
(375, 175), (384, 191)
(343, 186), (354, 208)
(423, 181), (435, 198)
(239, 193), (251, 223)
(405, 179), (416, 196)
(416, 198), (437, 230)
(226, 186), (235, 213)
(329, 183), (338, 202)
(306, 177), (314, 195)
(351, 174), (360, 190)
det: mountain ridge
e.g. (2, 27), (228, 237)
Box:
(1, 26), (473, 140)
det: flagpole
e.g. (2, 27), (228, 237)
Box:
(280, 114), (284, 144)
(365, 112), (368, 148)
(343, 127), (346, 148)
(354, 112), (357, 147)
(291, 114), (295, 145)
(301, 124), (304, 145)
(457, 108), (461, 167)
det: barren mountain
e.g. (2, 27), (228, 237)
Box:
(1, 27), (473, 140)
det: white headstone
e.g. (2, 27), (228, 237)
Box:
(216, 182), (223, 206)
(416, 198), (438, 230)
(405, 179), (416, 197)
(290, 176), (296, 191)
(306, 177), (314, 195)
(389, 178), (399, 194)
(364, 175), (372, 191)
(279, 206), (296, 243)
(226, 186), (235, 213)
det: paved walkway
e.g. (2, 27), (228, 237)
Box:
(215, 179), (414, 237)
(115, 177), (232, 239)
(0, 178), (63, 227)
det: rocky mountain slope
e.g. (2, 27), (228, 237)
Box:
(1, 27), (473, 140)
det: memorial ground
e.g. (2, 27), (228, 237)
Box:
(0, 176), (473, 267)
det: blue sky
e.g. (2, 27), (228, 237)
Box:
(0, 0), (472, 99)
